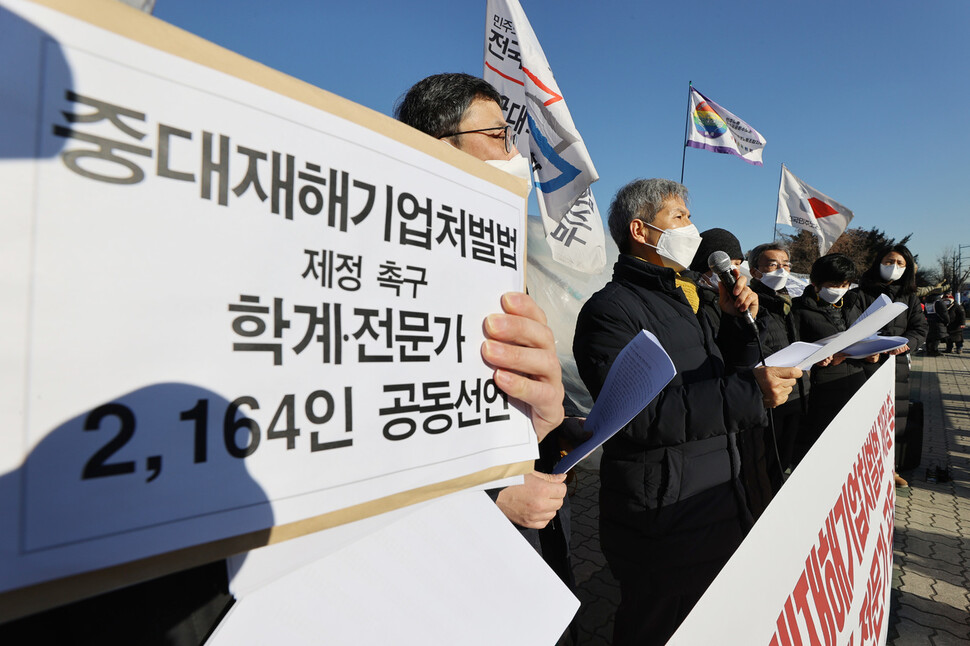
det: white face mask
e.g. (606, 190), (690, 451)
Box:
(645, 222), (702, 272)
(818, 286), (849, 304)
(759, 268), (789, 291)
(737, 261), (752, 282)
(485, 154), (532, 194)
(700, 272), (720, 290)
(879, 263), (905, 282)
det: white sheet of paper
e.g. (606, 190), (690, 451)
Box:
(764, 301), (907, 369)
(227, 500), (432, 598)
(210, 489), (579, 646)
(773, 333), (907, 365)
(840, 335), (908, 359)
(853, 293), (893, 326)
(785, 275), (809, 298)
(553, 330), (675, 474)
(227, 474), (525, 597)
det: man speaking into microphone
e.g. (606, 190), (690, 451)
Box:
(573, 178), (800, 646)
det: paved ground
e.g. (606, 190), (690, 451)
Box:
(566, 345), (970, 645)
(890, 349), (970, 645)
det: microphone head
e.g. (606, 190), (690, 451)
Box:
(708, 250), (734, 273)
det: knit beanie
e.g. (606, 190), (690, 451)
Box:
(689, 227), (744, 273)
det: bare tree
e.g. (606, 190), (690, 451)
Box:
(915, 265), (942, 288)
(937, 246), (970, 293)
(779, 227), (912, 277)
(779, 230), (819, 274)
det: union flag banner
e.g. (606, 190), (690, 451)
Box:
(776, 164), (855, 254)
(686, 86), (766, 166)
(484, 0), (607, 274)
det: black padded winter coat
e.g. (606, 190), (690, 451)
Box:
(573, 254), (766, 587)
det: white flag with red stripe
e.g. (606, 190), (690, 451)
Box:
(484, 0), (606, 273)
(776, 164), (854, 254)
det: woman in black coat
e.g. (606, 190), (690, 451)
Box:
(792, 254), (868, 463)
(853, 245), (927, 485)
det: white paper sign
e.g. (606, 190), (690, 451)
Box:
(210, 490), (580, 646)
(225, 473), (524, 597)
(0, 0), (534, 598)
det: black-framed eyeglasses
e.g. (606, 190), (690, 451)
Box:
(438, 125), (516, 154)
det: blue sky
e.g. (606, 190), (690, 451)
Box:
(154, 0), (969, 269)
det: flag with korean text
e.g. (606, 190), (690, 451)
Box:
(686, 87), (766, 166)
(484, 0), (606, 273)
(776, 164), (855, 254)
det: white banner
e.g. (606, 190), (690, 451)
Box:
(484, 0), (607, 274)
(670, 360), (895, 646)
(0, 0), (535, 604)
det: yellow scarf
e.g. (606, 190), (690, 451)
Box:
(675, 274), (700, 314)
(633, 255), (700, 313)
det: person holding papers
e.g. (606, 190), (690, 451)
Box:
(791, 254), (869, 463)
(855, 245), (927, 363)
(853, 245), (927, 487)
(748, 243), (810, 492)
(573, 178), (800, 646)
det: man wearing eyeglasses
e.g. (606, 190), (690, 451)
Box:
(395, 73), (569, 535)
(437, 104), (518, 161)
(748, 243), (809, 488)
(396, 73), (530, 181)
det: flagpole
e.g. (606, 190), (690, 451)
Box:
(772, 163), (784, 241)
(680, 81), (692, 184)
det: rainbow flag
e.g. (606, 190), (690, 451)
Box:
(686, 87), (766, 166)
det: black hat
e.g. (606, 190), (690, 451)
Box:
(690, 228), (743, 273)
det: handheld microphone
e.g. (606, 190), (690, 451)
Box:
(708, 250), (759, 337)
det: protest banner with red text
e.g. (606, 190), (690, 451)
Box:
(670, 360), (895, 646)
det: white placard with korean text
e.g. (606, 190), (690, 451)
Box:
(0, 0), (534, 605)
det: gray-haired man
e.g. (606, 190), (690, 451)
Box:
(575, 178), (800, 645)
